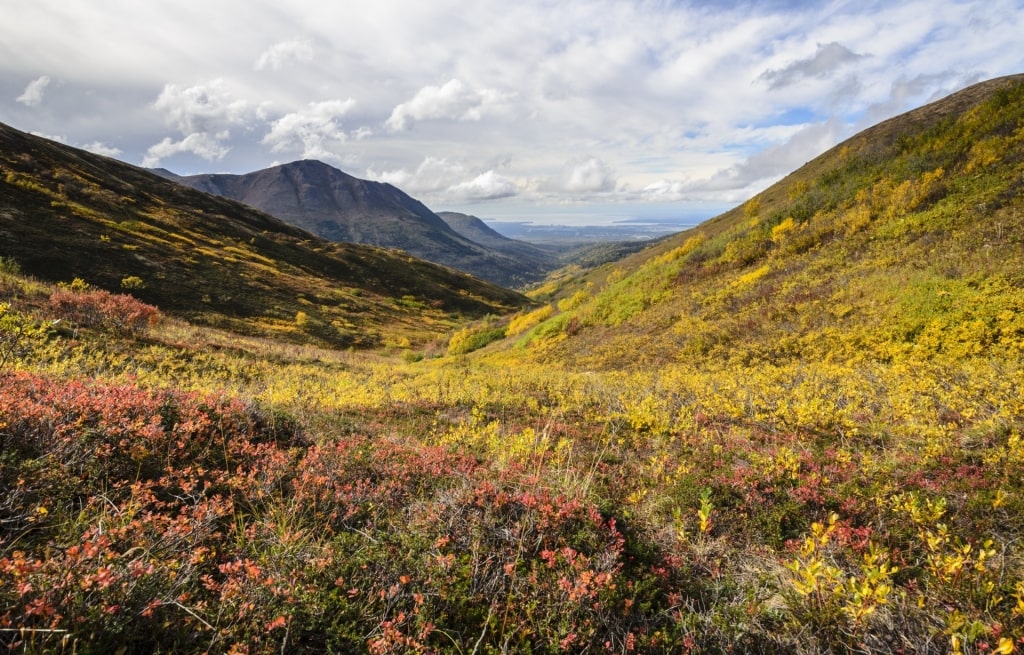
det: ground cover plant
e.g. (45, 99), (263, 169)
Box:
(2, 76), (1024, 653)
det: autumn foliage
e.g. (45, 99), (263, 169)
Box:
(47, 283), (158, 335)
(3, 77), (1024, 653)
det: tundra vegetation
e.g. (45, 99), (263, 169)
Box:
(2, 79), (1024, 653)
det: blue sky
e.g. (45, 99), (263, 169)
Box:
(2, 0), (1022, 225)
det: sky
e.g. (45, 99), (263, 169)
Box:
(2, 0), (1023, 226)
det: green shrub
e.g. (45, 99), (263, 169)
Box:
(0, 256), (21, 275)
(448, 324), (507, 355)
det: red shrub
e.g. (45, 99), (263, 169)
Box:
(48, 287), (159, 334)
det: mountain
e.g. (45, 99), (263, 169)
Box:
(505, 74), (1024, 369)
(169, 162), (546, 287)
(0, 123), (528, 347)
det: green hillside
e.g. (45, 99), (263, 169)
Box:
(0, 123), (528, 348)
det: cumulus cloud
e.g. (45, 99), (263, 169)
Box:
(16, 75), (51, 107)
(262, 98), (357, 160)
(366, 158), (517, 201)
(385, 79), (511, 131)
(142, 132), (231, 168)
(760, 43), (867, 90)
(546, 156), (617, 193)
(254, 40), (314, 71)
(641, 179), (692, 202)
(152, 79), (251, 134)
(30, 131), (66, 143)
(144, 79), (255, 167)
(367, 157), (467, 193)
(81, 141), (123, 157)
(447, 171), (518, 201)
(352, 127), (374, 140)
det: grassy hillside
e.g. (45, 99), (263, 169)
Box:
(2, 76), (1024, 654)
(0, 124), (528, 348)
(510, 74), (1024, 371)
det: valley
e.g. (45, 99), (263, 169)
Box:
(2, 74), (1024, 654)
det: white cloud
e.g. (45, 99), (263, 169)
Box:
(254, 40), (315, 71)
(367, 158), (517, 201)
(352, 127), (374, 141)
(447, 171), (518, 201)
(858, 72), (975, 128)
(262, 98), (357, 160)
(547, 156), (617, 194)
(385, 79), (511, 131)
(641, 179), (691, 202)
(144, 79), (255, 167)
(367, 157), (467, 193)
(675, 119), (849, 199)
(152, 79), (251, 134)
(30, 131), (66, 143)
(17, 75), (51, 107)
(81, 141), (123, 157)
(142, 132), (231, 168)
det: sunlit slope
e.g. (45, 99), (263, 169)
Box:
(516, 74), (1024, 369)
(0, 123), (528, 347)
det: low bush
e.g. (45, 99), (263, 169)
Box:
(48, 285), (159, 335)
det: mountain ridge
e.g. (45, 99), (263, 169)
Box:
(169, 161), (550, 287)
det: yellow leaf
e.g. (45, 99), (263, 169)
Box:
(995, 637), (1015, 655)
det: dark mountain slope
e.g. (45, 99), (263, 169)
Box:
(436, 211), (557, 270)
(511, 74), (1024, 369)
(172, 161), (542, 287)
(0, 123), (527, 347)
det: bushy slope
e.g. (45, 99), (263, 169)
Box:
(514, 74), (1024, 370)
(0, 124), (528, 347)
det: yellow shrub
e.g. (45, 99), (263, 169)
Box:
(507, 305), (555, 336)
(557, 291), (591, 312)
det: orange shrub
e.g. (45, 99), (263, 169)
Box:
(48, 286), (159, 334)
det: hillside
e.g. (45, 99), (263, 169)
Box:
(169, 162), (547, 287)
(507, 73), (1024, 370)
(0, 123), (528, 347)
